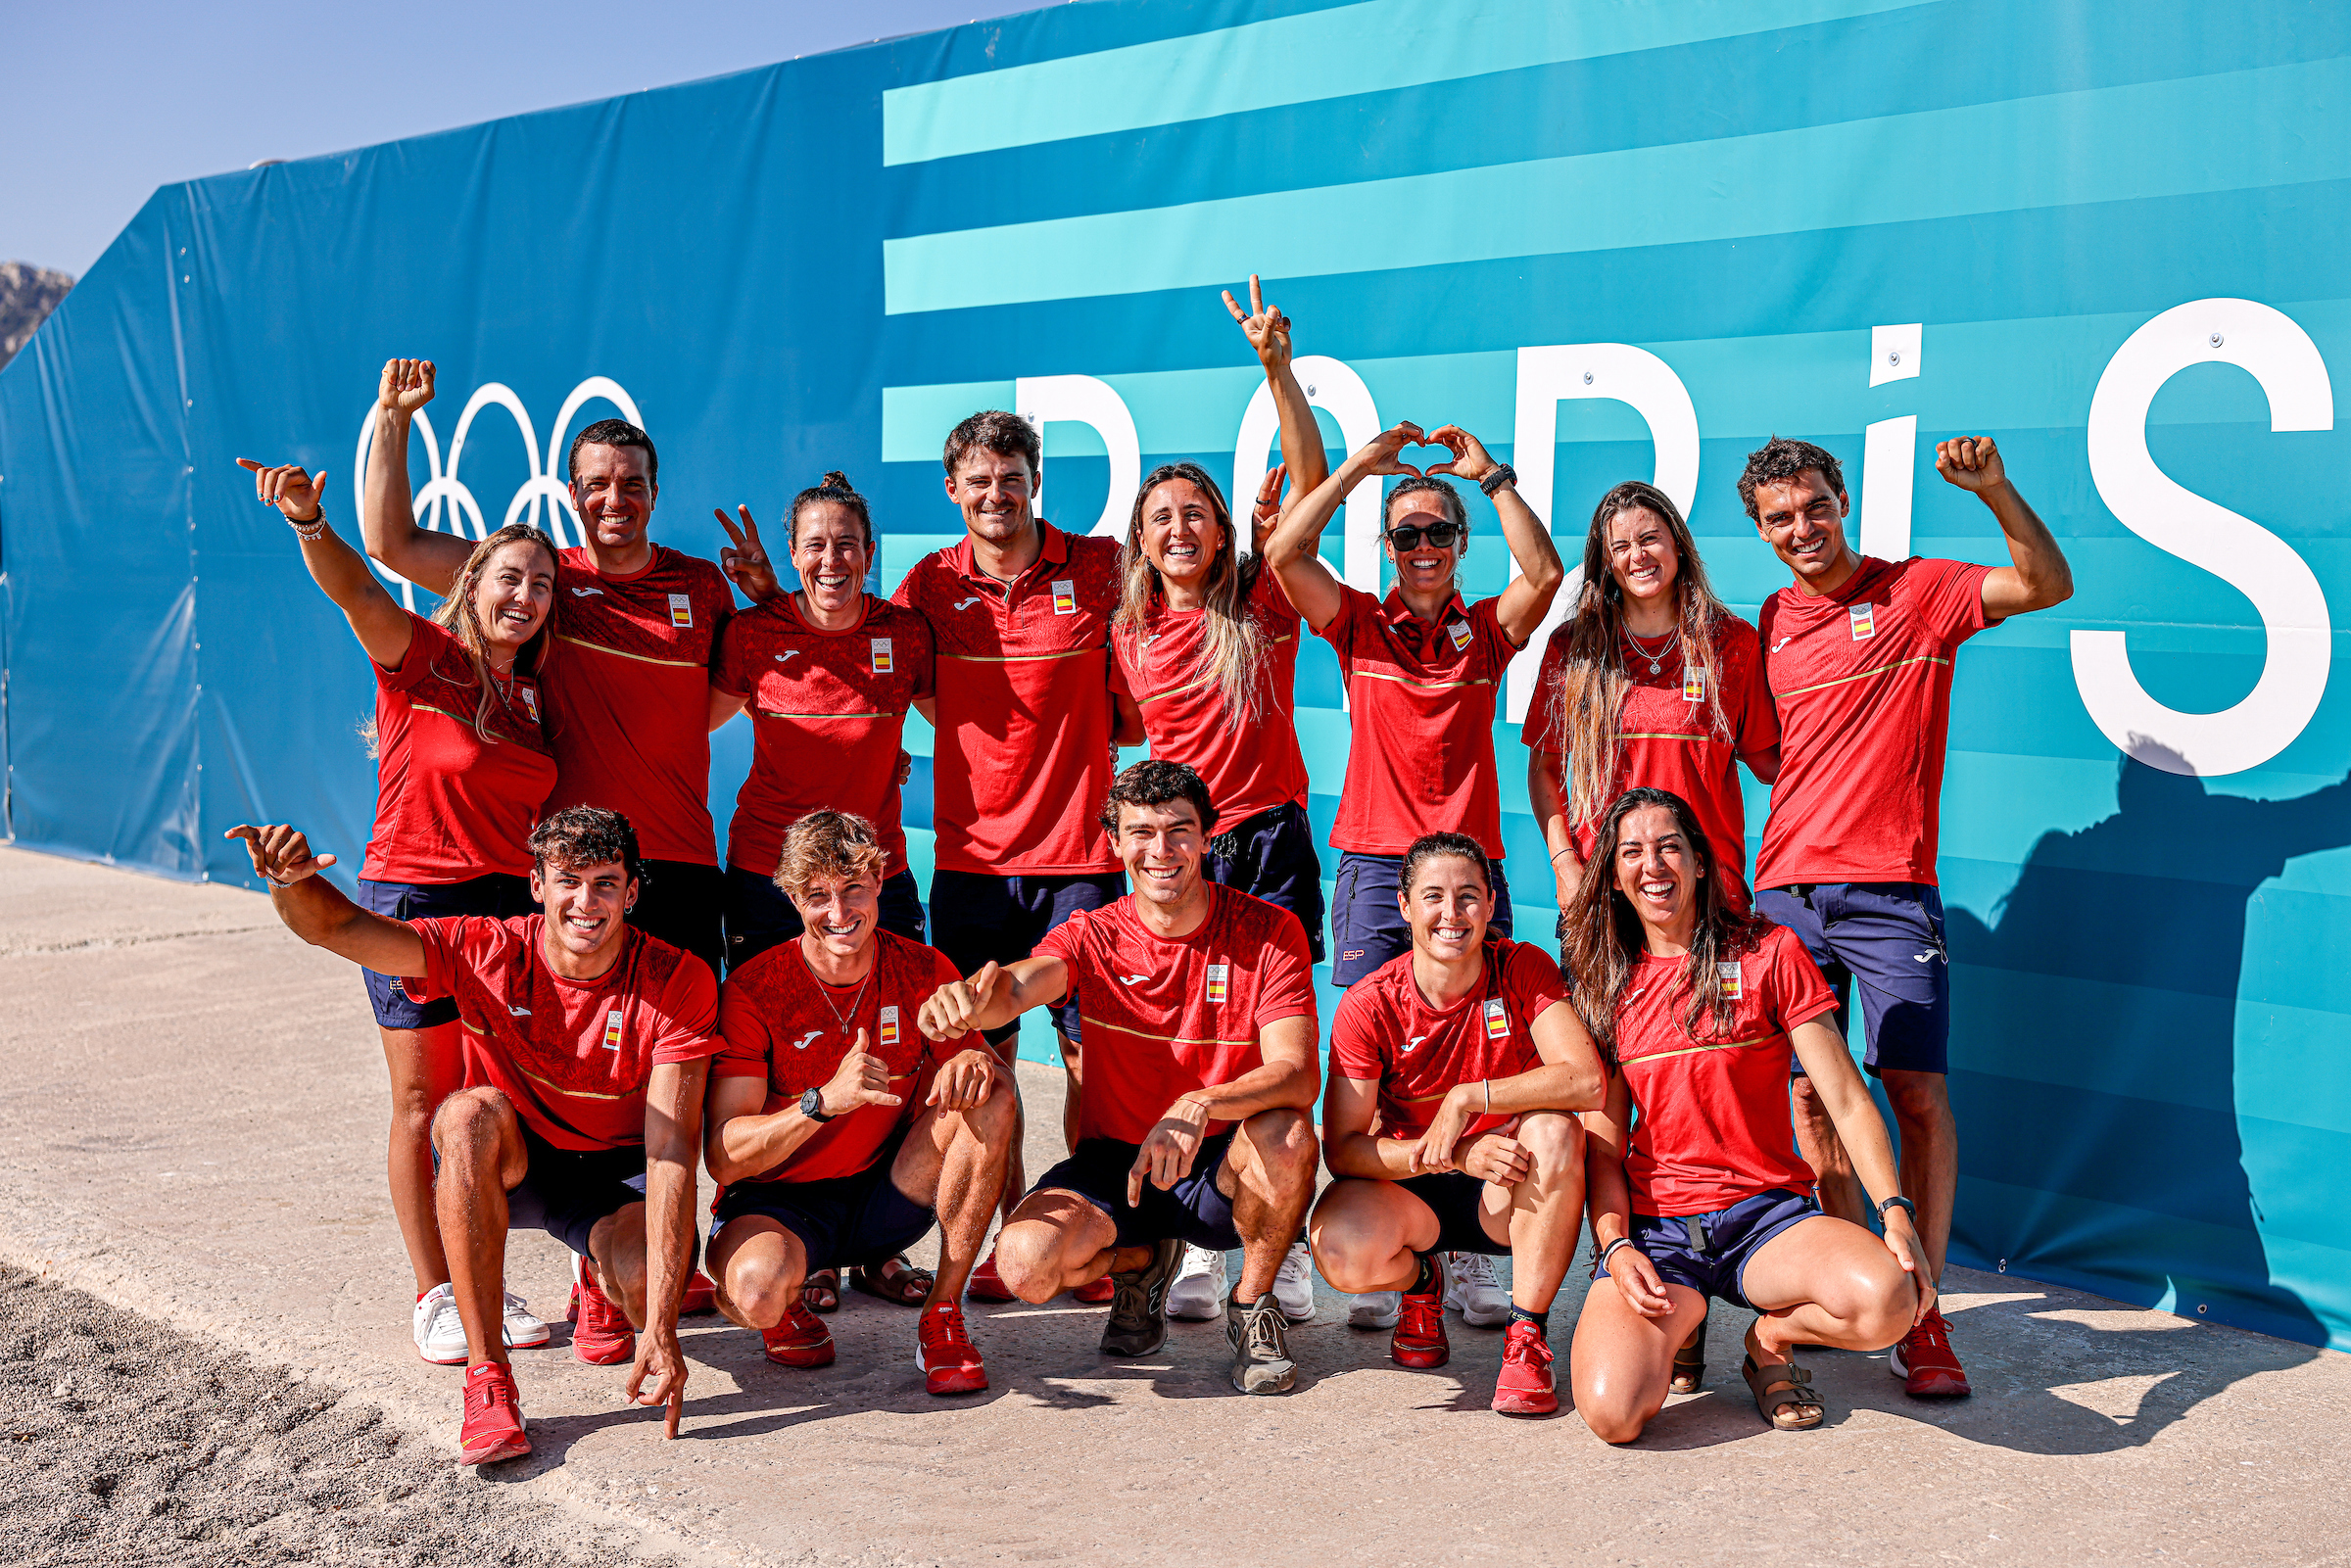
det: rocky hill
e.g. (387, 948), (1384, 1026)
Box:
(0, 262), (74, 371)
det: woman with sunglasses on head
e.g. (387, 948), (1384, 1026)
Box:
(236, 455), (559, 1367)
(1526, 482), (1778, 924)
(1562, 786), (1929, 1441)
(1261, 415), (1565, 990)
(708, 472), (938, 1314)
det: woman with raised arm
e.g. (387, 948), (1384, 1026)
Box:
(1563, 786), (1930, 1442)
(236, 454), (559, 1367)
(1525, 482), (1778, 922)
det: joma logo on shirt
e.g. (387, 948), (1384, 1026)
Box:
(791, 1028), (823, 1052)
(570, 586), (604, 597)
(951, 595), (984, 611)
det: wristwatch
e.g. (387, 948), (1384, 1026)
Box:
(799, 1086), (835, 1122)
(1478, 462), (1517, 498)
(1877, 1194), (1917, 1223)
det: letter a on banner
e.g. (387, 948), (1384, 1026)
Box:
(2075, 299), (2333, 777)
(1507, 345), (1700, 723)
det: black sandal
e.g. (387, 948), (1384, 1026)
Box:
(802, 1268), (840, 1313)
(1741, 1354), (1824, 1431)
(850, 1254), (934, 1307)
(1670, 1307), (1708, 1394)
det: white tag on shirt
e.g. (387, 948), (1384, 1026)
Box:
(668, 593), (694, 629)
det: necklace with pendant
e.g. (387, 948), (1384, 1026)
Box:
(811, 960), (875, 1037)
(1622, 624), (1679, 675)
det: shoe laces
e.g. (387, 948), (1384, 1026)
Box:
(1176, 1246), (1219, 1282)
(1450, 1251), (1501, 1290)
(920, 1303), (973, 1352)
(1908, 1310), (1953, 1354)
(1503, 1321), (1554, 1367)
(1399, 1289), (1446, 1342)
(464, 1366), (517, 1418)
(1238, 1300), (1288, 1360)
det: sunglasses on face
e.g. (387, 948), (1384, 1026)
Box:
(1385, 512), (1463, 551)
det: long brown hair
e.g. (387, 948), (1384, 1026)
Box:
(1562, 786), (1767, 1059)
(431, 522), (558, 742)
(1116, 462), (1269, 722)
(1544, 482), (1735, 833)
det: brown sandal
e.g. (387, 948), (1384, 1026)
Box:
(802, 1268), (840, 1313)
(1742, 1354), (1824, 1430)
(1670, 1307), (1708, 1394)
(850, 1254), (934, 1307)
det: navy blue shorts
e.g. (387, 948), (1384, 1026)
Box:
(1034, 1132), (1240, 1251)
(711, 1135), (936, 1273)
(1205, 801), (1326, 965)
(357, 873), (533, 1028)
(1594, 1189), (1819, 1310)
(501, 1123), (648, 1259)
(1395, 1171), (1511, 1256)
(931, 868), (1124, 1051)
(725, 864), (926, 971)
(1755, 881), (1950, 1076)
(1330, 850), (1513, 988)
(626, 858), (727, 980)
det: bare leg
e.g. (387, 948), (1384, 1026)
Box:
(1496, 1113), (1584, 1312)
(1792, 1074), (1868, 1223)
(429, 1086), (529, 1369)
(1569, 1278), (1709, 1444)
(1740, 1212), (1920, 1375)
(585, 1202), (659, 1329)
(381, 1021), (462, 1294)
(707, 1216), (806, 1330)
(1878, 1069), (1955, 1280)
(1307, 1179), (1440, 1295)
(892, 1074), (1018, 1305)
(1222, 1108), (1319, 1301)
(1057, 1031), (1081, 1155)
(994, 1188), (1125, 1303)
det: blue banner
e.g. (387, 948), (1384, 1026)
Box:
(2, 0), (2345, 1350)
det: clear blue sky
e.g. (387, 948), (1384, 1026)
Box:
(3, 0), (1036, 277)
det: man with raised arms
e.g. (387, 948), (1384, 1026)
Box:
(892, 410), (1133, 1298)
(362, 358), (778, 978)
(917, 761), (1321, 1394)
(1311, 832), (1607, 1416)
(1743, 434), (2072, 1400)
(225, 807), (718, 1466)
(703, 812), (1016, 1394)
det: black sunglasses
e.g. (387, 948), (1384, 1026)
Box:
(1385, 513), (1463, 551)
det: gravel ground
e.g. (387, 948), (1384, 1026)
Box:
(0, 1266), (682, 1568)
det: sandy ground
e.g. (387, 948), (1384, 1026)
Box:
(2, 845), (2347, 1566)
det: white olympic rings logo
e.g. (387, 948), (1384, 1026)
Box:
(351, 376), (643, 610)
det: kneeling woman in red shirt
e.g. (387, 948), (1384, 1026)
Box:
(1562, 786), (1930, 1438)
(240, 457), (557, 1366)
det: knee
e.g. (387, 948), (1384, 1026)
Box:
(991, 1224), (1065, 1305)
(722, 1256), (799, 1329)
(1515, 1112), (1583, 1175)
(1881, 1074), (1948, 1127)
(1573, 1373), (1657, 1446)
(1306, 1229), (1389, 1295)
(1245, 1107), (1320, 1186)
(1849, 1276), (1919, 1351)
(430, 1087), (509, 1157)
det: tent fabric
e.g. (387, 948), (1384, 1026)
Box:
(1, 0), (2346, 1352)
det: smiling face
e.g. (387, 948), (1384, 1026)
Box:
(945, 447), (1036, 546)
(1138, 477), (1224, 592)
(789, 872), (882, 965)
(1114, 798), (1206, 913)
(470, 539), (556, 653)
(1606, 505), (1680, 611)
(792, 499), (871, 617)
(1384, 497), (1462, 601)
(1751, 469), (1851, 589)
(531, 857), (637, 965)
(1610, 803), (1703, 941)
(568, 442), (656, 550)
(1401, 853), (1490, 963)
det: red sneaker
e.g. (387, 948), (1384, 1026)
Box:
(680, 1270), (718, 1316)
(966, 1248), (1016, 1303)
(916, 1301), (988, 1395)
(762, 1301), (837, 1368)
(1890, 1307), (1971, 1399)
(1072, 1274), (1116, 1305)
(457, 1362), (531, 1466)
(564, 1283), (580, 1324)
(571, 1268), (636, 1366)
(1391, 1256), (1450, 1369)
(1491, 1320), (1558, 1415)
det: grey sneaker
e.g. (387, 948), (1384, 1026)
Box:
(1100, 1237), (1184, 1357)
(1225, 1292), (1298, 1395)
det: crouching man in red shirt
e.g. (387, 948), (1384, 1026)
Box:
(227, 807), (719, 1467)
(704, 811), (1015, 1395)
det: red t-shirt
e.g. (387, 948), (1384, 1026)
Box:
(1522, 614), (1778, 907)
(1613, 923), (1840, 1214)
(710, 594), (935, 880)
(1755, 556), (1995, 887)
(1318, 587), (1516, 859)
(546, 546), (736, 867)
(401, 916), (723, 1152)
(361, 613), (555, 883)
(1328, 939), (1568, 1142)
(1109, 567), (1309, 826)
(1035, 883), (1319, 1144)
(711, 931), (966, 1184)
(891, 524), (1122, 875)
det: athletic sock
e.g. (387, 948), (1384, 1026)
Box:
(1408, 1250), (1439, 1297)
(1509, 1304), (1550, 1338)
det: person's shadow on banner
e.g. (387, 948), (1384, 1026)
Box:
(1946, 742), (2343, 1354)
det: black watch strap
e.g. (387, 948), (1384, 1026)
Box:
(800, 1086), (835, 1122)
(1877, 1194), (1917, 1222)
(1478, 462), (1517, 498)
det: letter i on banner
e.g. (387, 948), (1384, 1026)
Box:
(1858, 325), (1922, 560)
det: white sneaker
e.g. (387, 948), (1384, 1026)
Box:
(502, 1290), (551, 1350)
(1165, 1245), (1226, 1321)
(1271, 1241), (1317, 1323)
(412, 1283), (468, 1364)
(1446, 1252), (1511, 1327)
(1348, 1291), (1403, 1330)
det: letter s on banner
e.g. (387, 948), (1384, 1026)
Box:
(2075, 299), (2332, 777)
(1506, 345), (1700, 724)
